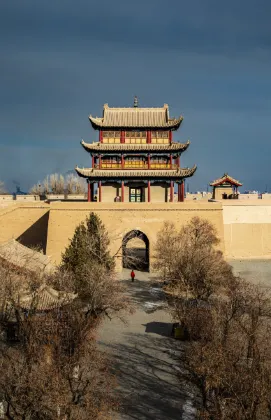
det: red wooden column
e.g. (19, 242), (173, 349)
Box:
(87, 181), (91, 202)
(169, 131), (172, 145)
(148, 181), (151, 202)
(180, 181), (185, 202)
(177, 155), (180, 168)
(170, 181), (174, 202)
(147, 131), (151, 144)
(120, 131), (125, 143)
(147, 154), (150, 169)
(121, 181), (125, 202)
(178, 183), (182, 202)
(170, 154), (173, 169)
(99, 131), (103, 143)
(99, 181), (102, 202)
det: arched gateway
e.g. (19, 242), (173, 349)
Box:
(122, 230), (149, 272)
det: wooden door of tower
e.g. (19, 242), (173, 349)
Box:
(129, 187), (143, 202)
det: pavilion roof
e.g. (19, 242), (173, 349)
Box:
(75, 165), (197, 179)
(18, 284), (77, 311)
(210, 173), (242, 187)
(0, 239), (55, 275)
(81, 140), (190, 153)
(89, 104), (183, 130)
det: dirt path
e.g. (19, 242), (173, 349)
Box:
(97, 270), (198, 420)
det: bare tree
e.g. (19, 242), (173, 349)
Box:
(154, 217), (233, 300)
(156, 217), (271, 419)
(65, 174), (76, 195)
(42, 176), (50, 195)
(0, 259), (120, 419)
(0, 180), (7, 194)
(30, 174), (86, 197)
(49, 174), (65, 194)
(186, 280), (271, 419)
(29, 182), (42, 195)
(0, 214), (132, 418)
(66, 174), (86, 195)
(74, 177), (85, 195)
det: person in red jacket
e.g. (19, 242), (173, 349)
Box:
(131, 269), (135, 282)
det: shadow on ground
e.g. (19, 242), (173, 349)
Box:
(122, 278), (166, 313)
(102, 333), (200, 420)
(143, 321), (173, 337)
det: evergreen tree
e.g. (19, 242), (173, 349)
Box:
(61, 212), (115, 297)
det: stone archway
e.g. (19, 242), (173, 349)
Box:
(122, 230), (149, 272)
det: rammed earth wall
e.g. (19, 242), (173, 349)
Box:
(223, 201), (271, 259)
(1, 200), (271, 270)
(46, 202), (223, 270)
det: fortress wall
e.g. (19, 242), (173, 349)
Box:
(101, 185), (118, 202)
(0, 195), (14, 202)
(6, 201), (271, 269)
(223, 201), (271, 259)
(46, 201), (224, 270)
(0, 203), (50, 245)
(151, 185), (167, 203)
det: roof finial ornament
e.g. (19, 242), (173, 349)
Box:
(134, 96), (138, 108)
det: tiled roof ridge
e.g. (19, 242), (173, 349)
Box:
(0, 239), (55, 274)
(89, 103), (183, 129)
(103, 104), (169, 111)
(75, 165), (197, 179)
(19, 284), (77, 311)
(210, 173), (242, 187)
(81, 139), (190, 152)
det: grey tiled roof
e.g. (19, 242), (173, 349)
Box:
(210, 173), (242, 187)
(0, 239), (55, 274)
(75, 166), (197, 179)
(89, 104), (183, 129)
(81, 140), (190, 153)
(19, 284), (77, 311)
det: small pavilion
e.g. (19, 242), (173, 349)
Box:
(210, 173), (242, 200)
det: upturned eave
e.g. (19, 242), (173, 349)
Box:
(89, 115), (183, 130)
(81, 139), (190, 153)
(210, 173), (242, 187)
(75, 165), (197, 180)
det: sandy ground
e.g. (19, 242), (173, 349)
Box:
(230, 259), (271, 286)
(97, 269), (199, 420)
(0, 202), (14, 209)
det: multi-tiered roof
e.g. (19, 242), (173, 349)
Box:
(88, 103), (183, 129)
(76, 100), (196, 202)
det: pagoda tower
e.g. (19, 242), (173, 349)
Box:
(75, 98), (196, 203)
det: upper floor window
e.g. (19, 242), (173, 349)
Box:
(103, 131), (121, 138)
(125, 131), (146, 138)
(152, 131), (169, 138)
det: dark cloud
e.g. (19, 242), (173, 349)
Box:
(0, 0), (271, 53)
(0, 0), (271, 192)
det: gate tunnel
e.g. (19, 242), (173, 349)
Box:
(122, 230), (149, 272)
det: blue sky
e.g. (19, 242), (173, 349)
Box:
(0, 0), (271, 192)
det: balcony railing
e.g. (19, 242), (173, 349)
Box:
(102, 138), (170, 144)
(96, 163), (178, 170)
